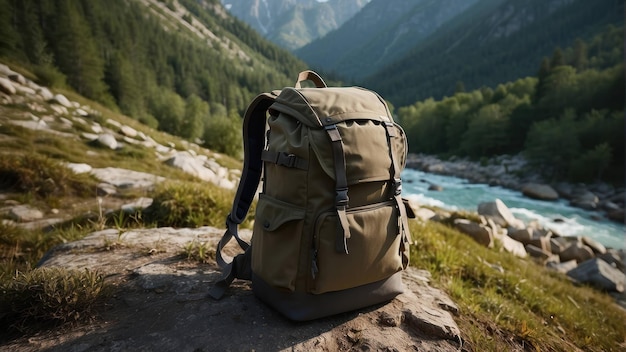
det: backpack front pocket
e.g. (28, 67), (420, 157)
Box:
(252, 194), (306, 291)
(310, 201), (403, 294)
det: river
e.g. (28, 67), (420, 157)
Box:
(402, 169), (626, 250)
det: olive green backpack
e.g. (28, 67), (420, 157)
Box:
(209, 71), (414, 321)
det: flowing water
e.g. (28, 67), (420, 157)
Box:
(402, 169), (626, 250)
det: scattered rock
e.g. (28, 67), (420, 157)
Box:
(97, 133), (118, 149)
(9, 205), (44, 222)
(567, 258), (626, 293)
(0, 77), (16, 95)
(521, 183), (559, 201)
(478, 198), (524, 229)
(91, 167), (165, 189)
(453, 218), (493, 247)
(52, 94), (72, 108)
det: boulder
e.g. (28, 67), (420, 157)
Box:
(521, 183), (559, 201)
(497, 235), (527, 258)
(90, 167), (165, 189)
(165, 152), (218, 184)
(66, 162), (93, 174)
(567, 258), (626, 292)
(52, 93), (73, 108)
(37, 87), (54, 101)
(0, 77), (16, 95)
(477, 199), (524, 229)
(508, 228), (533, 244)
(9, 205), (44, 222)
(97, 133), (118, 149)
(559, 242), (595, 263)
(453, 219), (493, 247)
(581, 236), (606, 255)
(31, 227), (462, 352)
(525, 244), (552, 261)
(120, 125), (138, 138)
(546, 260), (578, 274)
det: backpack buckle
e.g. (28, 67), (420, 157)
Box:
(335, 188), (349, 207)
(393, 178), (402, 196)
(277, 152), (297, 168)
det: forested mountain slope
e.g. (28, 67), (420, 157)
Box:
(296, 0), (480, 81)
(0, 0), (308, 154)
(221, 0), (369, 50)
(365, 0), (624, 105)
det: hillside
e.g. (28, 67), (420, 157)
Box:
(221, 0), (370, 50)
(0, 0), (308, 151)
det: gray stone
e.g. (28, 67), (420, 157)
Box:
(120, 125), (138, 138)
(97, 133), (118, 149)
(560, 242), (595, 263)
(66, 162), (93, 174)
(525, 244), (552, 261)
(581, 236), (607, 255)
(477, 198), (524, 229)
(121, 197), (153, 213)
(9, 205), (44, 222)
(567, 258), (626, 292)
(52, 93), (73, 108)
(521, 183), (559, 201)
(497, 235), (527, 258)
(165, 152), (217, 183)
(0, 77), (16, 95)
(453, 219), (493, 247)
(37, 87), (54, 101)
(91, 167), (165, 189)
(547, 259), (578, 274)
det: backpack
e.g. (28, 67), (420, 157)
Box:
(209, 71), (414, 321)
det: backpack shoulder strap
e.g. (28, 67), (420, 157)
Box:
(208, 92), (277, 300)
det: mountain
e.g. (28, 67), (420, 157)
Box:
(296, 0), (480, 81)
(365, 0), (624, 105)
(221, 0), (370, 50)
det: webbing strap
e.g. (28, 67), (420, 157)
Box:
(383, 121), (410, 268)
(210, 93), (276, 300)
(261, 150), (308, 170)
(325, 124), (350, 254)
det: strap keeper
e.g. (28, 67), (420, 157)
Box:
(393, 178), (402, 196)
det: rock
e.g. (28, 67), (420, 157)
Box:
(65, 162), (93, 174)
(37, 87), (54, 101)
(598, 250), (626, 273)
(120, 125), (138, 138)
(91, 167), (165, 189)
(97, 133), (118, 149)
(497, 235), (527, 258)
(428, 184), (443, 191)
(581, 236), (606, 255)
(521, 183), (559, 201)
(414, 207), (437, 222)
(525, 244), (552, 261)
(508, 228), (533, 244)
(52, 94), (73, 108)
(559, 242), (595, 263)
(8, 73), (26, 85)
(165, 152), (218, 183)
(567, 258), (626, 292)
(606, 209), (625, 222)
(547, 259), (578, 274)
(477, 199), (524, 229)
(453, 219), (493, 247)
(0, 77), (16, 95)
(33, 227), (462, 352)
(9, 205), (44, 222)
(96, 183), (117, 196)
(121, 197), (153, 213)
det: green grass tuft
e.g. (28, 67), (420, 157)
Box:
(0, 267), (108, 333)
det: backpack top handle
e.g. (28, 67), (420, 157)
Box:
(295, 70), (327, 88)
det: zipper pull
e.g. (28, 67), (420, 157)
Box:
(311, 249), (319, 279)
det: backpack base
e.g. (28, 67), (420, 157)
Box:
(252, 271), (405, 321)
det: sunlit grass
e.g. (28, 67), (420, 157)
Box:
(409, 219), (626, 351)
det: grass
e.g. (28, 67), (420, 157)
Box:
(408, 219), (626, 351)
(0, 267), (108, 334)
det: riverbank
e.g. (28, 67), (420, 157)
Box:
(406, 153), (626, 225)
